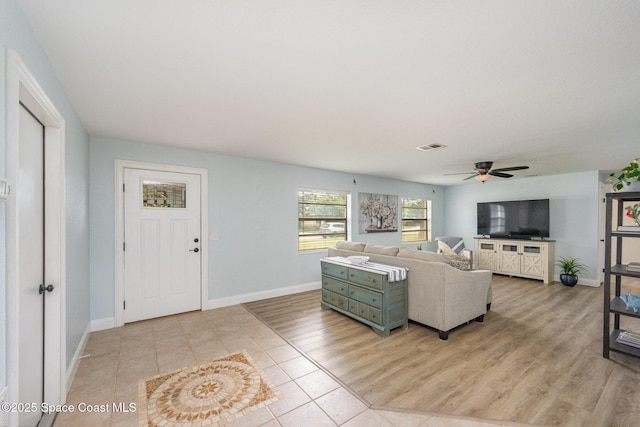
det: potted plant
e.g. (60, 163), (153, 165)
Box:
(556, 256), (587, 287)
(609, 159), (640, 191)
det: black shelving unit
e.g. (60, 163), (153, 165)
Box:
(603, 191), (640, 359)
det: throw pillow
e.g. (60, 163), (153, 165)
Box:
(436, 237), (465, 255)
(446, 254), (472, 271)
(335, 241), (366, 252)
(437, 240), (458, 256)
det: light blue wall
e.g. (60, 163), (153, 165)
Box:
(1, 0), (91, 371)
(443, 171), (601, 281)
(89, 137), (445, 321)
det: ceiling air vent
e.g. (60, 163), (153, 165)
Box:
(416, 143), (446, 152)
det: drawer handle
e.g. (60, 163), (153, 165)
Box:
(372, 298), (377, 303)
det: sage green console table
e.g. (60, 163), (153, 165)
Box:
(320, 257), (408, 337)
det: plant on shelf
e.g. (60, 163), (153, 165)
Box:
(609, 160), (640, 191)
(556, 256), (588, 287)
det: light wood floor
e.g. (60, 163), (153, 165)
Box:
(244, 275), (640, 427)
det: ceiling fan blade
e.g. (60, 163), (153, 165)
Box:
(491, 165), (529, 172)
(463, 173), (479, 181)
(443, 171), (476, 176)
(489, 171), (514, 178)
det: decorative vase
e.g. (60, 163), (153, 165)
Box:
(376, 217), (382, 229)
(560, 274), (578, 287)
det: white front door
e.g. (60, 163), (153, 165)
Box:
(17, 104), (45, 426)
(123, 168), (202, 322)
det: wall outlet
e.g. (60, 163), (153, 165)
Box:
(209, 232), (219, 241)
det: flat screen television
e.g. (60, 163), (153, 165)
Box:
(477, 199), (550, 239)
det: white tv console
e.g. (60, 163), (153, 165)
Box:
(474, 237), (555, 284)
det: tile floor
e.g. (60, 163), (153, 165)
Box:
(54, 304), (531, 427)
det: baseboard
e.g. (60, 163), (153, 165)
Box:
(208, 281), (321, 309)
(553, 275), (600, 287)
(66, 323), (91, 393)
(576, 278), (601, 287)
(91, 317), (115, 332)
(88, 282), (321, 329)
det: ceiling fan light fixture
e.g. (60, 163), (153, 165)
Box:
(476, 174), (490, 182)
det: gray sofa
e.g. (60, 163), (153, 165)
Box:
(328, 241), (493, 340)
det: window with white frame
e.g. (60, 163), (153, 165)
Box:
(298, 188), (350, 252)
(401, 197), (431, 242)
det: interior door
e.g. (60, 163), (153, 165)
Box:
(17, 104), (45, 426)
(123, 168), (202, 323)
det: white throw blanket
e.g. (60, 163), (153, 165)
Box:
(324, 256), (408, 282)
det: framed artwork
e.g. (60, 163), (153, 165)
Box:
(358, 192), (398, 233)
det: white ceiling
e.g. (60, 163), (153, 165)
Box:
(16, 0), (640, 185)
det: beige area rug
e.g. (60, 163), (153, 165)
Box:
(138, 350), (279, 426)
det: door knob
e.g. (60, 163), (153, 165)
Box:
(39, 284), (54, 294)
(189, 248), (199, 253)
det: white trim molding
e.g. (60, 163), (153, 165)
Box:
(208, 281), (321, 309)
(92, 282), (321, 329)
(65, 324), (91, 392)
(5, 50), (67, 423)
(557, 276), (600, 287)
(90, 318), (116, 332)
(114, 160), (209, 327)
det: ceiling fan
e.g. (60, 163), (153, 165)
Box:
(446, 161), (529, 182)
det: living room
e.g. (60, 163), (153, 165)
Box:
(2, 1), (640, 426)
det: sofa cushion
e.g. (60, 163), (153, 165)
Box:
(397, 247), (449, 263)
(364, 244), (400, 256)
(335, 241), (366, 252)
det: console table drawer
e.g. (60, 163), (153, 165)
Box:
(369, 307), (382, 325)
(322, 276), (348, 297)
(347, 300), (383, 326)
(322, 289), (348, 310)
(349, 284), (382, 309)
(348, 269), (383, 290)
(322, 263), (348, 280)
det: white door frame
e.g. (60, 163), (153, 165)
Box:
(5, 50), (67, 422)
(114, 160), (209, 327)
